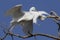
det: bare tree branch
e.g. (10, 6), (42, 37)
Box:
(1, 33), (8, 40)
(6, 32), (60, 40)
(0, 13), (60, 40)
(0, 30), (60, 40)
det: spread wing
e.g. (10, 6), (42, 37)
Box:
(5, 4), (24, 19)
(19, 20), (33, 35)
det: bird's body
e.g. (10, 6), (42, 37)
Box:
(5, 4), (50, 35)
(17, 11), (49, 24)
(19, 11), (33, 20)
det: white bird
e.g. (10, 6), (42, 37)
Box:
(5, 4), (50, 35)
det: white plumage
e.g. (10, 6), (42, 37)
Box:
(17, 7), (49, 23)
(6, 4), (50, 35)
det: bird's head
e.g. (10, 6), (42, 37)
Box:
(29, 7), (36, 12)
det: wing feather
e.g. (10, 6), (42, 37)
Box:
(20, 20), (33, 35)
(5, 4), (24, 19)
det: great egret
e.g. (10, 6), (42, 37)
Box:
(5, 4), (50, 35)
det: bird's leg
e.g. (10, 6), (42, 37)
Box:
(7, 22), (16, 40)
(7, 21), (17, 34)
(33, 16), (41, 26)
(8, 24), (15, 32)
(33, 16), (38, 24)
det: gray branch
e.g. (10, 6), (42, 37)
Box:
(4, 32), (60, 40)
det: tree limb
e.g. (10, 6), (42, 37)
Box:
(7, 32), (60, 40)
